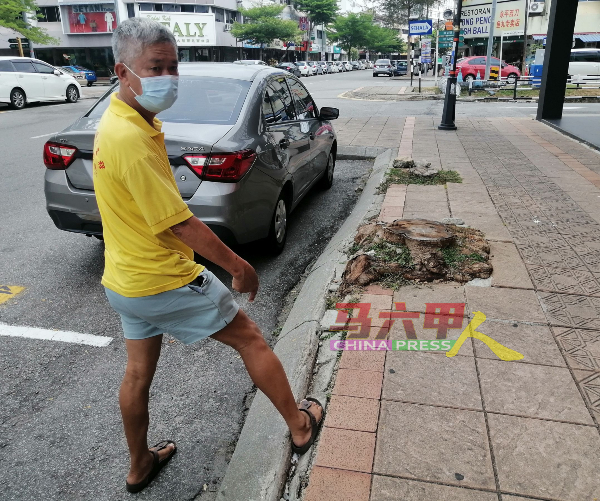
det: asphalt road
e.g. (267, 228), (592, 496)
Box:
(0, 96), (370, 500)
(1, 68), (596, 500)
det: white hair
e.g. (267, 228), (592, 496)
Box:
(112, 17), (177, 66)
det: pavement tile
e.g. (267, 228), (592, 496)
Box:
(370, 476), (497, 501)
(571, 369), (600, 420)
(393, 284), (466, 314)
(373, 401), (495, 489)
(453, 212), (513, 242)
(340, 350), (386, 372)
(379, 207), (403, 223)
(554, 327), (600, 371)
(465, 286), (546, 323)
(314, 427), (376, 473)
(537, 291), (600, 329)
(489, 242), (534, 289)
(488, 413), (600, 500)
(383, 351), (482, 410)
(303, 467), (371, 501)
(324, 395), (380, 432)
(477, 358), (593, 424)
(333, 368), (384, 399)
(473, 320), (565, 367)
(363, 284), (393, 296)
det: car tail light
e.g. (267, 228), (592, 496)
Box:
(43, 141), (78, 170)
(184, 150), (256, 182)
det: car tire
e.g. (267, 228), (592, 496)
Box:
(507, 73), (518, 84)
(373, 73), (377, 77)
(10, 88), (26, 110)
(66, 85), (79, 103)
(87, 82), (93, 87)
(319, 151), (335, 190)
(265, 194), (288, 254)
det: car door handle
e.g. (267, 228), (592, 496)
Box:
(279, 138), (289, 149)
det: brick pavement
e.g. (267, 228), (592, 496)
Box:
(303, 117), (600, 501)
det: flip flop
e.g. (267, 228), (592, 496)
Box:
(291, 397), (325, 455)
(126, 440), (177, 494)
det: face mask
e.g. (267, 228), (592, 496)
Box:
(124, 64), (179, 113)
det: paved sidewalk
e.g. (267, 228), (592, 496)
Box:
(303, 117), (600, 500)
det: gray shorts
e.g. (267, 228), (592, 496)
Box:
(105, 269), (240, 345)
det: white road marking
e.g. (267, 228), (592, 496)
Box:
(31, 132), (58, 139)
(0, 322), (113, 347)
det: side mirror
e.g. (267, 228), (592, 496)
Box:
(320, 106), (339, 120)
(53, 69), (61, 76)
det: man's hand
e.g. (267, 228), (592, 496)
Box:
(232, 259), (259, 302)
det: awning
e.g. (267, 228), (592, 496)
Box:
(575, 34), (600, 43)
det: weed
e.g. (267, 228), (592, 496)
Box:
(377, 169), (462, 193)
(347, 242), (361, 256)
(272, 327), (282, 338)
(367, 241), (413, 267)
(441, 246), (486, 268)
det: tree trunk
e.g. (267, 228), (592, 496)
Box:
(306, 21), (311, 62)
(259, 47), (263, 61)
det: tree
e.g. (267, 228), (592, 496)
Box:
(367, 24), (405, 55)
(295, 0), (338, 61)
(231, 5), (301, 60)
(328, 13), (374, 55)
(0, 0), (59, 45)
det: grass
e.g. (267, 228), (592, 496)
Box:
(378, 168), (462, 193)
(441, 245), (485, 269)
(412, 86), (442, 94)
(367, 241), (412, 267)
(468, 87), (600, 99)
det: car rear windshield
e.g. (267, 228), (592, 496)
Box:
(87, 76), (251, 125)
(375, 59), (390, 64)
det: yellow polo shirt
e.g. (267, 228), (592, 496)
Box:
(93, 94), (203, 297)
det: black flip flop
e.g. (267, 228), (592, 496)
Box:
(291, 397), (325, 455)
(126, 440), (177, 494)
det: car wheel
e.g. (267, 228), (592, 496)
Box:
(66, 85), (79, 103)
(319, 151), (335, 190)
(87, 82), (93, 87)
(373, 73), (377, 77)
(507, 73), (518, 84)
(265, 195), (288, 254)
(10, 88), (26, 110)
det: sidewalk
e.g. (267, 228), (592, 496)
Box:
(302, 116), (600, 500)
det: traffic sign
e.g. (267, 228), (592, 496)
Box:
(409, 20), (433, 36)
(439, 41), (466, 49)
(10, 43), (29, 49)
(8, 38), (28, 44)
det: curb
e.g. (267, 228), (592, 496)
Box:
(216, 145), (396, 501)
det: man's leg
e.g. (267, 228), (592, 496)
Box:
(120, 335), (175, 484)
(211, 310), (321, 448)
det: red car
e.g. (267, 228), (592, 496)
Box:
(457, 56), (520, 83)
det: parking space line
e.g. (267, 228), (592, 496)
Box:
(0, 285), (25, 305)
(31, 132), (58, 139)
(0, 322), (113, 347)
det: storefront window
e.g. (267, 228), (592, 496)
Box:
(63, 3), (116, 33)
(195, 48), (210, 61)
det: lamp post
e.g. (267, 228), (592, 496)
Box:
(438, 1), (464, 131)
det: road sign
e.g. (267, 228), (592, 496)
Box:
(8, 38), (28, 44)
(439, 41), (466, 49)
(409, 20), (433, 36)
(10, 43), (29, 49)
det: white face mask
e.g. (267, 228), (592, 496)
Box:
(124, 64), (179, 113)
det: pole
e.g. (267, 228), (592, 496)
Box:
(17, 37), (24, 58)
(521, 0), (529, 75)
(438, 0), (464, 131)
(484, 0), (498, 81)
(499, 32), (503, 67)
(435, 18), (439, 86)
(409, 35), (413, 86)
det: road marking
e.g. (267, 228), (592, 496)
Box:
(0, 322), (113, 347)
(0, 285), (25, 305)
(31, 132), (58, 139)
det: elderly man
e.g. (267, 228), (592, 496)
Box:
(93, 18), (323, 493)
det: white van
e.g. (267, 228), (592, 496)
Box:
(569, 49), (600, 77)
(0, 56), (82, 110)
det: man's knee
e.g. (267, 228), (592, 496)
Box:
(232, 317), (267, 353)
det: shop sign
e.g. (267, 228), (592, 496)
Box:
(62, 3), (116, 34)
(139, 12), (216, 46)
(333, 46), (341, 54)
(298, 17), (309, 31)
(461, 0), (525, 39)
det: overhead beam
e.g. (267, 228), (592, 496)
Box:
(536, 0), (579, 121)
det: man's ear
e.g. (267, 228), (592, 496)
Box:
(114, 62), (129, 84)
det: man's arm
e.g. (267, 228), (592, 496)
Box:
(171, 216), (259, 302)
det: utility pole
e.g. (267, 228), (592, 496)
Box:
(17, 37), (24, 57)
(438, 0), (464, 130)
(521, 0), (529, 75)
(435, 18), (439, 86)
(484, 0), (498, 81)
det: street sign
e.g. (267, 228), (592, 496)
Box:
(8, 38), (28, 44)
(439, 41), (466, 49)
(9, 43), (30, 49)
(409, 20), (433, 36)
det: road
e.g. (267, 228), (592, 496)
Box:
(1, 67), (597, 500)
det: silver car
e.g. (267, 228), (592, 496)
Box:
(43, 63), (339, 253)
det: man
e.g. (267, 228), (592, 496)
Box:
(94, 17), (323, 494)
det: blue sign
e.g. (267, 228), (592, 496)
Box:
(409, 20), (433, 36)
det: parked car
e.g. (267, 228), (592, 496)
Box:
(335, 61), (346, 72)
(350, 61), (360, 70)
(357, 61), (365, 70)
(456, 56), (521, 83)
(342, 61), (352, 72)
(373, 58), (393, 77)
(276, 62), (302, 77)
(307, 61), (323, 75)
(234, 60), (268, 65)
(365, 61), (374, 69)
(327, 61), (339, 73)
(0, 56), (81, 109)
(294, 61), (313, 76)
(569, 49), (600, 77)
(43, 63), (339, 253)
(62, 65), (97, 87)
(392, 61), (407, 76)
